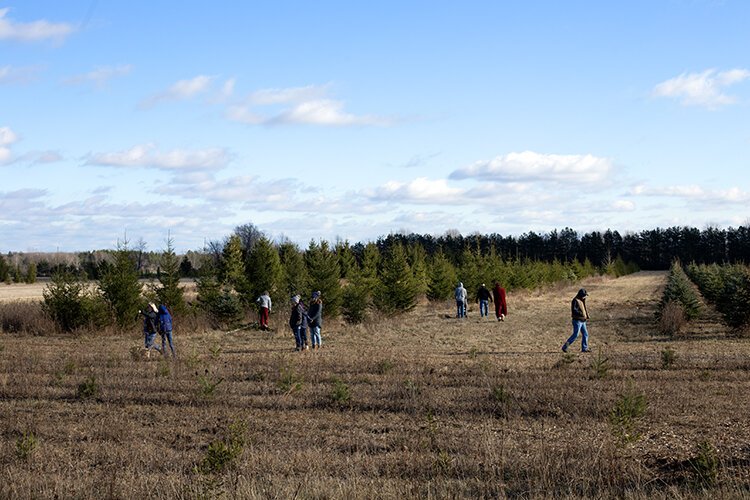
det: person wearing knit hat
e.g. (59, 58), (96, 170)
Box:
(289, 294), (308, 351)
(562, 288), (591, 353)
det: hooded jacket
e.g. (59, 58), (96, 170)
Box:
(158, 304), (173, 332)
(571, 289), (589, 321)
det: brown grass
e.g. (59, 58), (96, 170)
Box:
(1, 271), (749, 498)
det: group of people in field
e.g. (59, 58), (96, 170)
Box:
(454, 281), (592, 353)
(138, 281), (592, 357)
(454, 281), (508, 321)
(252, 289), (326, 351)
(139, 302), (175, 358)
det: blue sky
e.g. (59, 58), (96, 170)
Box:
(1, 1), (749, 252)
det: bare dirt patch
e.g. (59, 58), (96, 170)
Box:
(1, 271), (749, 498)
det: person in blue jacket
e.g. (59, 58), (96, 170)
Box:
(157, 304), (176, 358)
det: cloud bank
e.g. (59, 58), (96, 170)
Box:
(653, 68), (750, 109)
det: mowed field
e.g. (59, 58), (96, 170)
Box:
(1, 271), (749, 498)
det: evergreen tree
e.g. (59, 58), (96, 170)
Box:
(459, 244), (482, 301)
(335, 239), (358, 279)
(99, 240), (143, 328)
(374, 243), (419, 313)
(245, 236), (283, 304)
(341, 270), (370, 324)
(279, 241), (308, 298)
(305, 240), (342, 318)
(407, 242), (429, 297)
(179, 255), (195, 278)
(156, 235), (185, 314)
(427, 251), (458, 301)
(43, 272), (93, 332)
(0, 254), (8, 282)
(360, 242), (380, 288)
(220, 234), (249, 298)
(24, 262), (37, 284)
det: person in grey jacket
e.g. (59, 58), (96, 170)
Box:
(256, 291), (272, 330)
(455, 282), (467, 318)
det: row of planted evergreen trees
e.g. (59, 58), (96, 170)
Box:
(43, 225), (640, 333)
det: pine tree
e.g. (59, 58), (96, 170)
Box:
(374, 243), (419, 313)
(341, 269), (370, 324)
(407, 242), (429, 297)
(220, 234), (249, 298)
(24, 262), (37, 284)
(156, 235), (185, 314)
(279, 241), (308, 298)
(99, 240), (143, 328)
(305, 240), (342, 318)
(0, 255), (9, 283)
(459, 244), (482, 301)
(428, 251), (458, 301)
(245, 236), (283, 305)
(335, 239), (358, 279)
(360, 242), (380, 289)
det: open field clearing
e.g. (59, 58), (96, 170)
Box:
(0, 280), (198, 304)
(1, 271), (749, 498)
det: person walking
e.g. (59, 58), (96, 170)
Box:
(139, 302), (160, 358)
(256, 290), (272, 330)
(562, 288), (591, 353)
(492, 282), (508, 321)
(157, 304), (176, 358)
(307, 291), (323, 349)
(455, 282), (467, 318)
(476, 283), (493, 318)
(289, 295), (308, 351)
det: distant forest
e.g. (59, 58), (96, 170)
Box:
(2, 225), (749, 280)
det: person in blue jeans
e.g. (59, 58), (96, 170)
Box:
(307, 291), (323, 349)
(158, 304), (176, 358)
(139, 303), (160, 358)
(475, 283), (492, 318)
(455, 282), (467, 318)
(562, 288), (591, 353)
(289, 295), (308, 351)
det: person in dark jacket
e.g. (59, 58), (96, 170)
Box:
(476, 283), (493, 318)
(139, 302), (160, 358)
(307, 291), (323, 349)
(289, 295), (308, 351)
(158, 304), (176, 358)
(562, 288), (591, 352)
(492, 282), (507, 321)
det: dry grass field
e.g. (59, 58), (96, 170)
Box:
(1, 271), (749, 499)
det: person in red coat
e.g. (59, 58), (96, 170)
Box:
(492, 282), (507, 321)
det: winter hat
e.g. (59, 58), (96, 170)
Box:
(291, 295), (300, 304)
(312, 291), (321, 299)
(577, 288), (588, 298)
(149, 302), (158, 313)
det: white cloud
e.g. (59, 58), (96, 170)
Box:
(0, 126), (19, 164)
(85, 144), (231, 170)
(63, 64), (133, 88)
(652, 68), (750, 109)
(365, 177), (466, 204)
(629, 184), (750, 204)
(611, 200), (635, 211)
(0, 7), (75, 43)
(227, 83), (392, 127)
(249, 84), (329, 106)
(0, 64), (41, 84)
(140, 75), (215, 107)
(450, 151), (613, 185)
